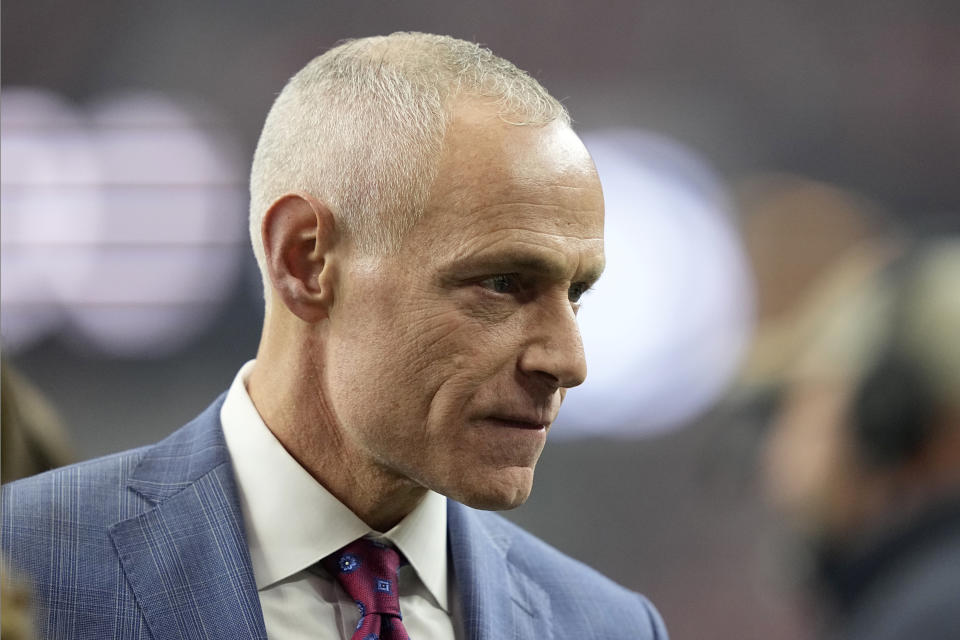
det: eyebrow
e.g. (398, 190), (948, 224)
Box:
(446, 250), (605, 285)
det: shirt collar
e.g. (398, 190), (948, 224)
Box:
(384, 488), (448, 611)
(220, 361), (449, 610)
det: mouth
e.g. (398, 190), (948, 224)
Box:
(484, 415), (549, 431)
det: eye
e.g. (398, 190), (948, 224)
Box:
(568, 282), (591, 303)
(479, 274), (520, 294)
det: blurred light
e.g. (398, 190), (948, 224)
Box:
(553, 129), (755, 438)
(0, 88), (247, 357)
(63, 92), (247, 357)
(0, 89), (102, 351)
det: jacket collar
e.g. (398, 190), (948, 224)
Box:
(448, 500), (552, 639)
(109, 394), (269, 640)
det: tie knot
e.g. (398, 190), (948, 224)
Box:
(323, 538), (403, 618)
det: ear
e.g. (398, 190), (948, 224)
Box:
(261, 193), (339, 322)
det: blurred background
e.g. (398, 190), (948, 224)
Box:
(3, 2), (959, 638)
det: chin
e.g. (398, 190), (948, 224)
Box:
(445, 467), (535, 511)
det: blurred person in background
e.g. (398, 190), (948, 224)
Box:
(1, 33), (667, 639)
(761, 239), (960, 639)
(1, 361), (75, 483)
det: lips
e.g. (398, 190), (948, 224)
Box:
(484, 414), (550, 430)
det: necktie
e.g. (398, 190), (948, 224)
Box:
(323, 538), (411, 640)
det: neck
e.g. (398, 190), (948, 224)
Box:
(248, 319), (426, 532)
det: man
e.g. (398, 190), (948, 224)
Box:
(2, 33), (667, 638)
(760, 240), (960, 639)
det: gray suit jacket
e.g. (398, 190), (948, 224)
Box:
(2, 394), (667, 639)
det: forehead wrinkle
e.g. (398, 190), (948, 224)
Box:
(468, 200), (603, 224)
(475, 222), (603, 243)
(439, 201), (604, 241)
(440, 179), (600, 216)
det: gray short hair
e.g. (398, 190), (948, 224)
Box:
(249, 32), (570, 301)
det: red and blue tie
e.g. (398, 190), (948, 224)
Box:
(323, 538), (411, 640)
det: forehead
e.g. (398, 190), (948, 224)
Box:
(435, 101), (600, 203)
(404, 102), (604, 271)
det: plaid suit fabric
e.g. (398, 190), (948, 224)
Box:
(448, 502), (668, 639)
(2, 446), (154, 639)
(2, 395), (268, 640)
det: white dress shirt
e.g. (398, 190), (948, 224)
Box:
(220, 361), (459, 639)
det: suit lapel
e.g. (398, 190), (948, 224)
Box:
(109, 396), (268, 640)
(448, 501), (552, 640)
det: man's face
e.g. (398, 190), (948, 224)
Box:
(323, 102), (605, 510)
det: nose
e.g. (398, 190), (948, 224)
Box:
(517, 298), (588, 389)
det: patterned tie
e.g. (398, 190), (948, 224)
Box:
(323, 538), (411, 640)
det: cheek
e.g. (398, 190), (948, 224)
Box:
(405, 315), (527, 440)
(330, 308), (474, 425)
(330, 278), (525, 427)
(404, 298), (519, 379)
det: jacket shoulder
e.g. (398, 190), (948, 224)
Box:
(3, 445), (151, 525)
(2, 394), (228, 559)
(2, 446), (152, 566)
(2, 447), (155, 636)
(474, 510), (668, 638)
(1, 395), (230, 638)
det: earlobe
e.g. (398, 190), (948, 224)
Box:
(261, 192), (338, 322)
